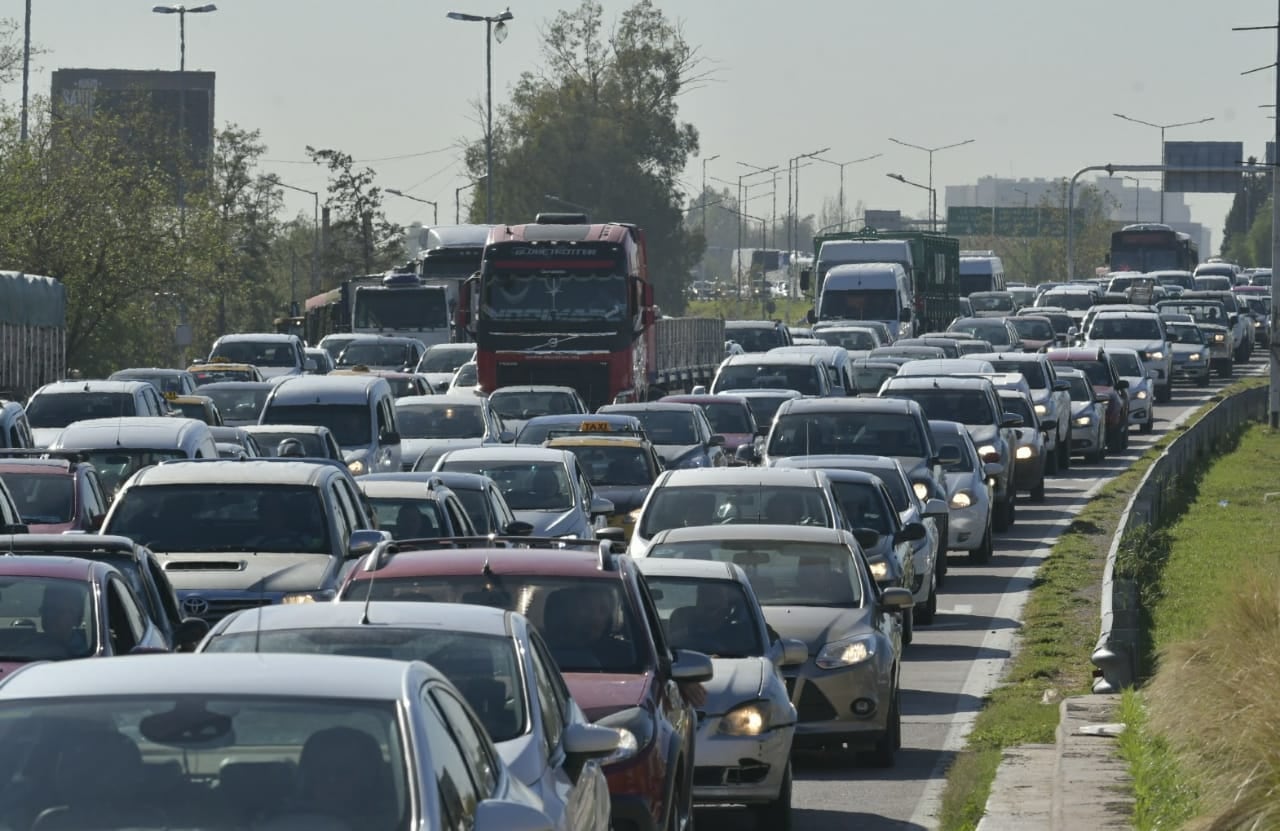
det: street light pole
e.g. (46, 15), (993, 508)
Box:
(888, 137), (975, 231)
(813, 153), (883, 229)
(153, 3), (217, 231)
(732, 168), (777, 294)
(20, 0), (30, 142)
(700, 154), (719, 280)
(886, 172), (936, 231)
(1112, 113), (1215, 223)
(448, 9), (513, 225)
(152, 4), (218, 73)
(386, 188), (439, 225)
(271, 178), (321, 295)
(455, 175), (486, 223)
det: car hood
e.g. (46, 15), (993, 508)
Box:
(1088, 338), (1165, 355)
(257, 367), (300, 380)
(593, 486), (648, 514)
(513, 508), (585, 537)
(31, 428), (62, 449)
(563, 671), (651, 721)
(1171, 343), (1208, 356)
(966, 424), (999, 446)
(1120, 375), (1150, 391)
(701, 658), (768, 717)
(1197, 323), (1229, 336)
(761, 604), (876, 652)
(657, 444), (704, 467)
(420, 372), (457, 392)
(155, 551), (338, 593)
(1071, 403), (1098, 420)
(400, 437), (484, 468)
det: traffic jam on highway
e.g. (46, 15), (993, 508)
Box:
(0, 218), (1269, 831)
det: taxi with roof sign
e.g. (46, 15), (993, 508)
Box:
(545, 427), (665, 541)
(188, 359), (265, 386)
(163, 393), (224, 426)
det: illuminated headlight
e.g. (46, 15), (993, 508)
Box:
(347, 459), (366, 476)
(950, 490), (973, 509)
(1074, 415), (1093, 427)
(1135, 390), (1148, 400)
(282, 591), (334, 605)
(719, 702), (770, 736)
(1255, 321), (1263, 328)
(977, 444), (999, 463)
(1213, 334), (1226, 342)
(1034, 403), (1048, 416)
(912, 482), (929, 501)
(1146, 351), (1165, 361)
(869, 560), (890, 581)
(1188, 353), (1202, 361)
(815, 635), (877, 669)
(1015, 445), (1033, 460)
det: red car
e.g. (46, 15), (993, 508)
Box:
(0, 457), (110, 534)
(1046, 348), (1131, 451)
(340, 542), (714, 831)
(0, 555), (171, 673)
(659, 394), (763, 464)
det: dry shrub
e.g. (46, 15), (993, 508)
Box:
(1147, 563), (1280, 830)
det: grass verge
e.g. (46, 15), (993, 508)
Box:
(935, 378), (1265, 831)
(1116, 689), (1199, 830)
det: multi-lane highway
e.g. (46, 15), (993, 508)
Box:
(699, 355), (1268, 830)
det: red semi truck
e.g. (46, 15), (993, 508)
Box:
(456, 214), (724, 409)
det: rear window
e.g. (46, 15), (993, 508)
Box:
(715, 363), (823, 396)
(639, 484), (832, 538)
(26, 393), (135, 429)
(988, 360), (1047, 389)
(769, 410), (926, 457)
(879, 389), (995, 427)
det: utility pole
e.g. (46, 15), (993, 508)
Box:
(20, 0), (30, 142)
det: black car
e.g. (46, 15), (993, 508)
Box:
(597, 402), (728, 469)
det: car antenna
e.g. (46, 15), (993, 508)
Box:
(359, 539), (393, 626)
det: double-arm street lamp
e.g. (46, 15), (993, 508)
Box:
(888, 137), (974, 231)
(269, 177), (321, 295)
(1112, 113), (1215, 223)
(886, 173), (936, 231)
(447, 8), (513, 225)
(152, 4), (217, 73)
(813, 153), (883, 231)
(787, 147), (829, 261)
(386, 188), (439, 225)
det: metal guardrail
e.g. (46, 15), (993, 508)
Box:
(1091, 384), (1268, 693)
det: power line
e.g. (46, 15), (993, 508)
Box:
(263, 144), (456, 165)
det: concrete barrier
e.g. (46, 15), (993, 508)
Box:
(1090, 384), (1268, 693)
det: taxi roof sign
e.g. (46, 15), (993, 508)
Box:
(579, 420), (614, 432)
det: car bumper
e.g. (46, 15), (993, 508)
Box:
(691, 720), (794, 804)
(1127, 398), (1150, 425)
(1071, 427), (1103, 454)
(783, 664), (892, 750)
(947, 499), (989, 550)
(1012, 451), (1044, 489)
(1172, 360), (1210, 380)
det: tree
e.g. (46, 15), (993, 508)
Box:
(1221, 161), (1273, 263)
(307, 146), (402, 281)
(1225, 196), (1273, 268)
(464, 0), (707, 312)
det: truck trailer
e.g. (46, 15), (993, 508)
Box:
(0, 271), (66, 401)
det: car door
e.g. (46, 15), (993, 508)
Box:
(104, 575), (155, 653)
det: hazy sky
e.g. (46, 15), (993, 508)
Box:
(14, 0), (1276, 242)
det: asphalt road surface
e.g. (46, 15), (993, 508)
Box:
(698, 354), (1269, 831)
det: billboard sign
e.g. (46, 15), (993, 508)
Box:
(864, 209), (904, 231)
(1163, 141), (1242, 193)
(946, 206), (1079, 238)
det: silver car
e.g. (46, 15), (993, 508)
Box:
(928, 420), (997, 564)
(1105, 347), (1156, 434)
(644, 525), (913, 767)
(1059, 368), (1108, 463)
(397, 394), (513, 472)
(637, 559), (803, 825)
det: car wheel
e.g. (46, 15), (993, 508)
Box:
(916, 576), (937, 625)
(1031, 481), (1046, 503)
(665, 763), (692, 831)
(1045, 440), (1059, 474)
(1141, 413), (1154, 434)
(902, 607), (914, 645)
(1157, 383), (1172, 403)
(1219, 361), (1233, 378)
(1121, 427), (1131, 451)
(970, 523), (993, 563)
(867, 690), (900, 768)
(992, 494), (1011, 533)
(1057, 436), (1071, 471)
(752, 762), (793, 831)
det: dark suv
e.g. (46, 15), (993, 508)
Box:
(340, 540), (714, 831)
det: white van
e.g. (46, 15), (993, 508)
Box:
(815, 263), (915, 340)
(959, 252), (1006, 296)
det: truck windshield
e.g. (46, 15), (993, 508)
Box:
(959, 274), (995, 295)
(818, 289), (898, 321)
(483, 272), (628, 322)
(354, 287), (449, 329)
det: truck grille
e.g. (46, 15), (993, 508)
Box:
(495, 361), (613, 410)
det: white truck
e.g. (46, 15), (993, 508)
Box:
(810, 239), (921, 338)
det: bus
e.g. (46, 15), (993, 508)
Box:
(1108, 223), (1199, 273)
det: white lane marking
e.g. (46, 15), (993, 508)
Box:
(946, 604), (973, 616)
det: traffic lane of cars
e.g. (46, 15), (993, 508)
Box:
(695, 359), (1260, 830)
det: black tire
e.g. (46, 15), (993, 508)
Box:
(1031, 481), (1045, 503)
(1086, 446), (1103, 463)
(1219, 361), (1234, 378)
(992, 495), (1011, 533)
(969, 524), (993, 563)
(1045, 440), (1059, 475)
(1121, 427), (1131, 451)
(902, 607), (914, 645)
(1057, 436), (1070, 471)
(752, 763), (792, 831)
(1156, 383), (1172, 404)
(916, 577), (937, 625)
(664, 763), (691, 831)
(868, 691), (900, 768)
(1141, 414), (1154, 434)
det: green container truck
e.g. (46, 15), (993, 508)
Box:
(801, 228), (961, 333)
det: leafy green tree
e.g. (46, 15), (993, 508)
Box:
(1224, 196), (1273, 268)
(306, 146), (402, 280)
(1220, 159), (1272, 260)
(464, 0), (706, 312)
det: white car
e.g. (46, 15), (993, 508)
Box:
(416, 343), (477, 393)
(1104, 347), (1156, 433)
(928, 419), (996, 563)
(1083, 311), (1172, 403)
(448, 360), (480, 395)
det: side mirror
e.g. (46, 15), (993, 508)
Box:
(589, 495), (615, 516)
(799, 269), (812, 292)
(1230, 314), (1239, 326)
(561, 722), (620, 763)
(1040, 419), (1058, 432)
(502, 520), (534, 537)
(595, 526), (626, 543)
(1115, 379), (1129, 391)
(983, 462), (1002, 478)
(1052, 380), (1070, 392)
(498, 430), (516, 444)
(347, 529), (391, 560)
(806, 308), (817, 324)
(734, 444), (760, 465)
(379, 431), (401, 445)
(880, 586), (915, 610)
(1001, 413), (1024, 428)
(690, 385), (708, 395)
(707, 434), (725, 448)
(174, 617), (210, 652)
(1095, 393), (1111, 403)
(670, 649), (714, 683)
(936, 445), (962, 467)
(924, 498), (948, 519)
(853, 528), (882, 549)
(895, 521), (927, 543)
(473, 799), (556, 831)
(779, 638), (808, 667)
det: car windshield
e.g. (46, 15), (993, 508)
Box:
(0, 694), (408, 830)
(1056, 360), (1110, 388)
(261, 404), (370, 448)
(645, 577), (765, 659)
(251, 431), (333, 459)
(201, 387), (271, 424)
(0, 577), (96, 661)
(816, 329), (878, 350)
(1, 473), (74, 524)
(435, 460), (573, 511)
(489, 390), (581, 421)
(715, 363), (822, 396)
(211, 341), (296, 367)
(1167, 323), (1204, 344)
(346, 576), (647, 674)
(1159, 303), (1225, 325)
(768, 411), (927, 457)
(1040, 292), (1095, 310)
(337, 343), (415, 369)
(948, 321), (1012, 346)
(367, 497), (447, 538)
(450, 488), (495, 533)
(80, 450), (187, 498)
(1089, 316), (1163, 340)
(561, 445), (654, 487)
(850, 365), (898, 394)
(319, 336), (356, 360)
(699, 402), (753, 435)
(987, 360), (1047, 388)
(104, 484), (331, 554)
(451, 363), (478, 388)
(396, 403), (485, 440)
(646, 540), (863, 608)
(26, 393), (136, 428)
(193, 367), (258, 385)
(418, 347), (475, 373)
(1009, 318), (1054, 341)
(173, 401), (211, 422)
(1110, 353), (1143, 376)
(110, 372), (186, 395)
(817, 289), (899, 321)
(639, 484), (832, 538)
(736, 395), (792, 428)
(724, 326), (786, 353)
(206, 629), (526, 742)
(829, 480), (893, 534)
(610, 411), (697, 445)
(970, 294), (1015, 312)
(384, 378), (422, 399)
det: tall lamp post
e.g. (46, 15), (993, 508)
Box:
(20, 0), (30, 142)
(386, 188), (439, 225)
(153, 3), (217, 230)
(455, 175), (487, 223)
(151, 4), (218, 72)
(698, 154), (719, 281)
(1112, 113), (1215, 223)
(887, 173), (936, 230)
(786, 147), (829, 267)
(737, 161), (779, 247)
(447, 8), (513, 225)
(813, 153), (883, 230)
(888, 137), (974, 231)
(270, 178), (321, 295)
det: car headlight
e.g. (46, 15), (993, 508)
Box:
(1033, 403), (1048, 416)
(1255, 320), (1263, 328)
(868, 560), (890, 581)
(815, 635), (877, 669)
(596, 707), (655, 765)
(719, 701), (771, 736)
(1015, 445), (1033, 460)
(1189, 353), (1202, 361)
(1135, 390), (1148, 400)
(282, 591), (334, 605)
(949, 490), (973, 509)
(912, 482), (929, 501)
(1074, 415), (1092, 426)
(1213, 333), (1226, 342)
(977, 444), (999, 463)
(1147, 351), (1165, 360)
(347, 459), (366, 476)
